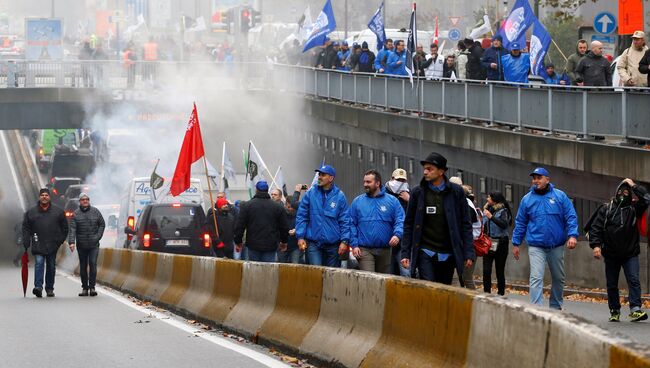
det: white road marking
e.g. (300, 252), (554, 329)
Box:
(1, 131), (26, 211)
(60, 273), (290, 368)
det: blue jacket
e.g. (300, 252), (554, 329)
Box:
(480, 46), (506, 81)
(501, 53), (530, 83)
(349, 188), (404, 248)
(374, 48), (391, 72)
(386, 50), (408, 76)
(512, 184), (579, 248)
(401, 177), (475, 282)
(544, 73), (562, 85)
(295, 184), (351, 246)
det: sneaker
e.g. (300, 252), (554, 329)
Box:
(629, 310), (648, 322)
(32, 288), (42, 298)
(89, 288), (98, 297)
(79, 289), (89, 297)
(609, 310), (621, 322)
(45, 290), (55, 298)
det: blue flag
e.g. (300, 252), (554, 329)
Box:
(368, 2), (386, 52)
(496, 0), (536, 50)
(302, 0), (337, 52)
(530, 19), (552, 77)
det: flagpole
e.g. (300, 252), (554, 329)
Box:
(221, 141), (226, 192)
(551, 39), (568, 62)
(151, 159), (159, 201)
(244, 148), (252, 199)
(202, 154), (220, 244)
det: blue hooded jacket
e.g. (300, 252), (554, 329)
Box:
(374, 47), (391, 72)
(386, 50), (408, 76)
(512, 184), (579, 248)
(295, 183), (351, 246)
(501, 53), (530, 83)
(349, 187), (404, 248)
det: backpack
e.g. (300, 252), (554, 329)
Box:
(359, 52), (370, 67)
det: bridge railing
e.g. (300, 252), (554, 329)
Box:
(271, 64), (650, 142)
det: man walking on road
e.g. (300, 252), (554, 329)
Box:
(512, 168), (579, 310)
(22, 188), (68, 298)
(296, 165), (351, 268)
(68, 193), (105, 297)
(349, 170), (404, 274)
(234, 181), (288, 263)
(400, 152), (475, 285)
(589, 178), (649, 322)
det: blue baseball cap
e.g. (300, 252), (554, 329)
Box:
(510, 42), (522, 50)
(315, 164), (336, 177)
(530, 167), (550, 177)
(255, 180), (269, 192)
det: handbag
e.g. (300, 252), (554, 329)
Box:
(473, 211), (491, 257)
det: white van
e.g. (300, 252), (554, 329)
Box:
(348, 28), (434, 53)
(115, 177), (204, 248)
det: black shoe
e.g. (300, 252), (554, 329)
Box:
(46, 290), (55, 297)
(89, 288), (97, 297)
(79, 289), (89, 297)
(32, 288), (42, 298)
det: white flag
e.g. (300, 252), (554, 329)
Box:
(272, 166), (288, 198)
(298, 6), (313, 42)
(221, 142), (237, 192)
(245, 141), (272, 191)
(469, 14), (492, 39)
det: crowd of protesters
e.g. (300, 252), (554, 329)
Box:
(284, 30), (650, 89)
(207, 149), (649, 323)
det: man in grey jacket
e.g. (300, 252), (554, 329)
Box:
(68, 193), (105, 296)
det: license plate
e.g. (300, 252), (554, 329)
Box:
(166, 239), (189, 246)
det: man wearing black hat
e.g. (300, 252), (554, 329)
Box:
(22, 188), (68, 298)
(350, 41), (375, 73)
(235, 181), (289, 263)
(400, 153), (474, 285)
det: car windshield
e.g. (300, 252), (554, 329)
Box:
(148, 206), (205, 238)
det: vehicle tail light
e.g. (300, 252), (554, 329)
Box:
(50, 177), (55, 184)
(65, 211), (74, 218)
(203, 233), (211, 248)
(172, 203), (181, 208)
(143, 233), (151, 248)
(38, 148), (44, 157)
(52, 188), (58, 195)
(127, 216), (135, 240)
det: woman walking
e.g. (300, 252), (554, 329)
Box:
(483, 192), (512, 295)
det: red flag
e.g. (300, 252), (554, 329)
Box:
(170, 103), (205, 196)
(433, 16), (439, 45)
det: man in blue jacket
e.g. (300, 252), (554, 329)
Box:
(501, 42), (530, 84)
(350, 170), (404, 274)
(296, 164), (351, 267)
(373, 39), (393, 73)
(400, 152), (475, 285)
(512, 167), (579, 310)
(481, 35), (505, 81)
(386, 40), (408, 76)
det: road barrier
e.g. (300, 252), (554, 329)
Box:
(56, 247), (650, 368)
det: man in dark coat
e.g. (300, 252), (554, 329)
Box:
(639, 48), (650, 87)
(206, 197), (237, 258)
(234, 181), (289, 262)
(464, 38), (485, 80)
(480, 35), (505, 81)
(22, 188), (68, 298)
(400, 153), (475, 285)
(68, 193), (105, 296)
(575, 41), (612, 86)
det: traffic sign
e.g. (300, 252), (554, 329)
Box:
(593, 12), (616, 34)
(449, 16), (461, 27)
(448, 28), (461, 41)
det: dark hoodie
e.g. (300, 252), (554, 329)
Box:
(589, 181), (649, 259)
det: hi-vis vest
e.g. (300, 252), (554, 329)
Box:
(123, 50), (134, 68)
(143, 42), (158, 61)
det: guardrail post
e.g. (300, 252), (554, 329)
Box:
(463, 82), (469, 123)
(420, 79), (424, 116)
(402, 79), (406, 112)
(544, 88), (553, 136)
(514, 86), (522, 131)
(441, 81), (446, 118)
(368, 76), (371, 106)
(303, 68), (307, 94)
(384, 77), (388, 111)
(339, 73), (343, 102)
(327, 72), (331, 100)
(579, 90), (590, 140)
(314, 70), (318, 98)
(620, 90), (629, 145)
(353, 74), (357, 105)
(488, 83), (494, 126)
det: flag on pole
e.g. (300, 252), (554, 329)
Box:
(302, 0), (337, 52)
(221, 142), (237, 193)
(433, 16), (439, 45)
(245, 141), (272, 191)
(368, 2), (386, 52)
(273, 166), (289, 198)
(496, 0), (536, 50)
(297, 6), (313, 42)
(170, 103), (205, 196)
(530, 18), (552, 78)
(469, 14), (492, 39)
(405, 3), (417, 86)
(150, 159), (164, 190)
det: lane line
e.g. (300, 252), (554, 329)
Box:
(1, 131), (27, 211)
(60, 273), (290, 368)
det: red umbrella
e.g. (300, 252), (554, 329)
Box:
(21, 251), (28, 297)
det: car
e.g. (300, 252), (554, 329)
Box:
(48, 177), (82, 206)
(124, 203), (213, 256)
(49, 144), (95, 182)
(63, 184), (94, 203)
(36, 129), (80, 172)
(64, 197), (119, 230)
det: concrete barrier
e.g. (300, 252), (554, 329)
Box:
(55, 248), (650, 368)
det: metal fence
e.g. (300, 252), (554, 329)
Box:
(271, 65), (650, 142)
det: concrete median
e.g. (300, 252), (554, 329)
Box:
(54, 247), (650, 368)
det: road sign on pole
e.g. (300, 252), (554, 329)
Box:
(593, 11), (616, 34)
(448, 28), (461, 41)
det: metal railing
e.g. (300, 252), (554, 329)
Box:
(270, 64), (650, 142)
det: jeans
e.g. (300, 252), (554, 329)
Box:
(462, 260), (476, 289)
(34, 252), (57, 291)
(78, 247), (99, 289)
(417, 249), (456, 284)
(246, 248), (277, 263)
(306, 243), (341, 268)
(528, 245), (565, 310)
(605, 256), (642, 312)
(483, 237), (509, 295)
(358, 247), (392, 273)
(390, 246), (411, 276)
(277, 248), (304, 264)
